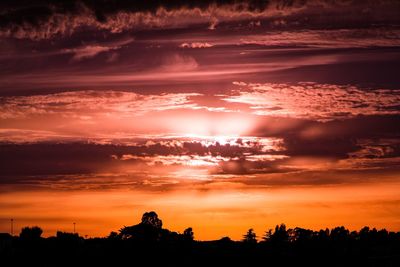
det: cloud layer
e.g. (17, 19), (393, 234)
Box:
(1, 0), (400, 40)
(1, 83), (398, 125)
(1, 84), (399, 189)
(225, 82), (400, 121)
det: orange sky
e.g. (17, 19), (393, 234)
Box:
(1, 180), (400, 240)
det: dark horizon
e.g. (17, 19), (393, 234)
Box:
(3, 211), (400, 241)
(2, 211), (400, 267)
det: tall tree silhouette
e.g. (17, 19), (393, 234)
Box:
(264, 224), (289, 243)
(243, 228), (257, 244)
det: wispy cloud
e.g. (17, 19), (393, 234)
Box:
(180, 42), (214, 48)
(63, 45), (115, 61)
(240, 29), (400, 48)
(61, 37), (134, 61)
(0, 90), (200, 119)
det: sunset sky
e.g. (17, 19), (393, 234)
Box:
(1, 0), (400, 240)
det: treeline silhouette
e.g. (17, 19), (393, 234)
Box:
(1, 211), (400, 266)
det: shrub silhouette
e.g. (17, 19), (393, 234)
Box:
(183, 227), (194, 242)
(56, 231), (81, 241)
(107, 231), (119, 240)
(19, 226), (42, 240)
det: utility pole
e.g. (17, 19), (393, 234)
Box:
(11, 218), (13, 236)
(73, 222), (76, 233)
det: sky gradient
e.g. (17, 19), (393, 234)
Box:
(1, 0), (400, 240)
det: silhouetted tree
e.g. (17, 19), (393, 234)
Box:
(243, 228), (257, 244)
(119, 211), (164, 241)
(19, 226), (42, 240)
(330, 226), (349, 242)
(183, 227), (194, 241)
(359, 226), (370, 241)
(292, 227), (313, 242)
(316, 228), (330, 242)
(120, 223), (158, 241)
(263, 229), (273, 242)
(107, 231), (119, 240)
(141, 211), (162, 229)
(264, 224), (289, 243)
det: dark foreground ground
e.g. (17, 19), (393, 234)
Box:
(1, 232), (400, 267)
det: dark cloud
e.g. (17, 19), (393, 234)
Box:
(250, 115), (400, 161)
(1, 0), (400, 39)
(253, 115), (400, 139)
(0, 138), (283, 175)
(221, 166), (400, 187)
(0, 143), (114, 175)
(2, 115), (400, 177)
(213, 157), (293, 175)
(1, 130), (399, 190)
(283, 137), (357, 158)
